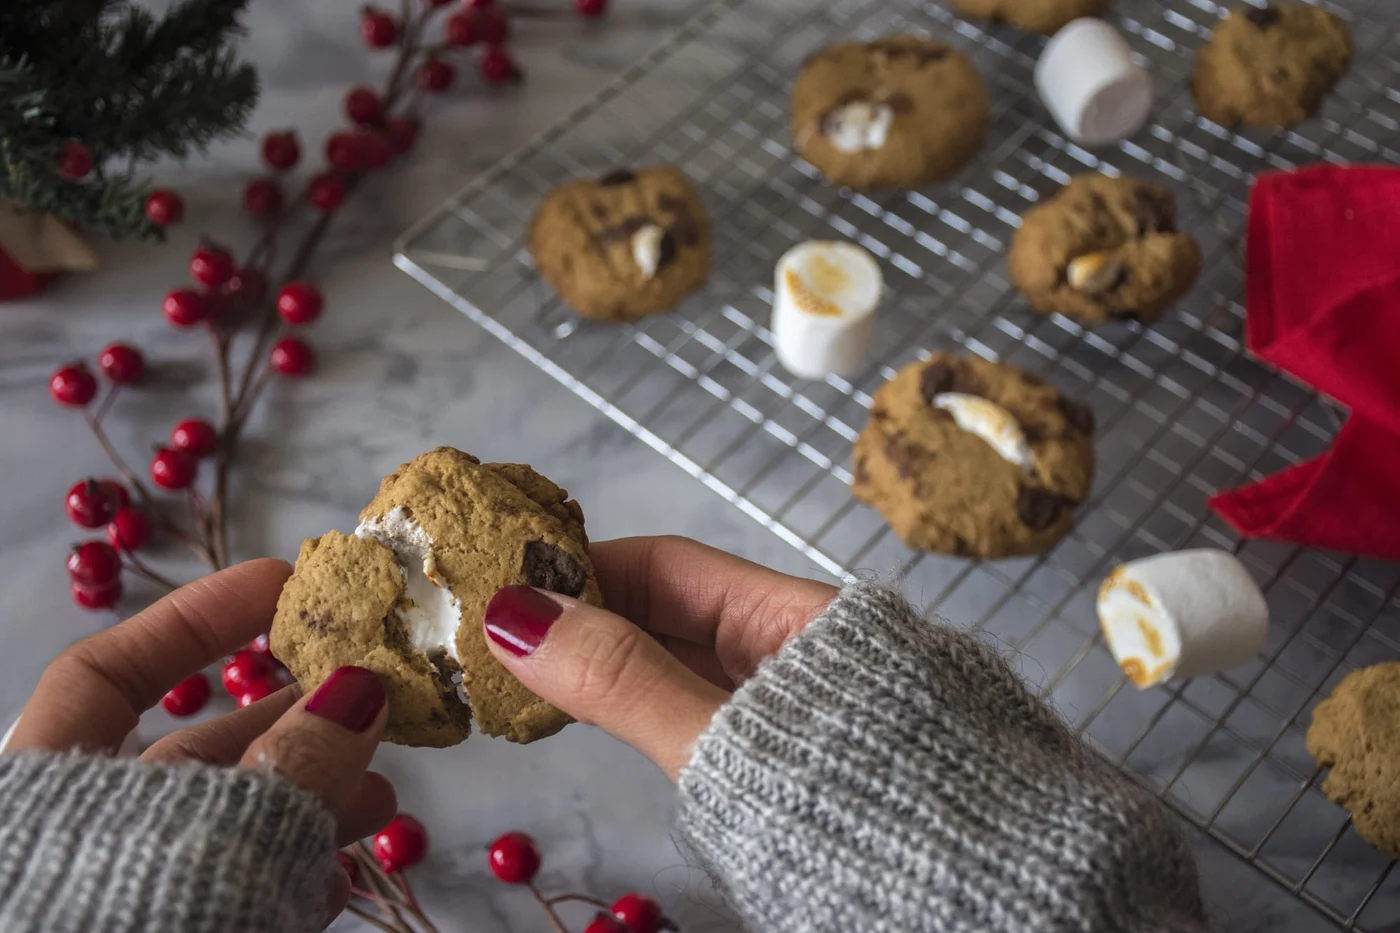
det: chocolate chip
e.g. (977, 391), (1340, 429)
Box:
(1269, 67), (1290, 85)
(886, 92), (915, 115)
(1058, 397), (1096, 435)
(1018, 488), (1072, 531)
(598, 169), (636, 186)
(1133, 187), (1176, 235)
(920, 361), (957, 402)
(656, 231), (678, 271)
(1246, 6), (1281, 28)
(590, 202), (609, 221)
(854, 457), (870, 485)
(522, 541), (587, 597)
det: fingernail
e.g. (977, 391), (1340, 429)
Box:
(305, 666), (385, 732)
(484, 585), (562, 657)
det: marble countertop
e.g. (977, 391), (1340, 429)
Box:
(0, 1), (1346, 930)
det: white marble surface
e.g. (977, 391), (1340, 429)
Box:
(0, 1), (1348, 930)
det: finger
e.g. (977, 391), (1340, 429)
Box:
(9, 559), (291, 753)
(239, 666), (387, 813)
(590, 536), (837, 679)
(140, 684), (300, 765)
(484, 586), (729, 780)
(336, 771), (398, 848)
(655, 635), (734, 690)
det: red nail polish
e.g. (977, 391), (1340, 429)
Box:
(484, 585), (562, 657)
(305, 666), (385, 732)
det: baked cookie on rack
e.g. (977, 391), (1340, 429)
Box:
(852, 354), (1096, 558)
(949, 0), (1107, 35)
(791, 36), (990, 190)
(271, 447), (602, 748)
(1307, 662), (1400, 859)
(1192, 4), (1351, 127)
(1008, 173), (1201, 326)
(529, 164), (711, 322)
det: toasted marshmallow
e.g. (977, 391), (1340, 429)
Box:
(771, 241), (883, 379)
(356, 507), (461, 662)
(1098, 549), (1268, 689)
(933, 393), (1035, 470)
(631, 223), (665, 280)
(823, 100), (895, 154)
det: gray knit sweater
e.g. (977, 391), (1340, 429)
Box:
(0, 584), (1206, 932)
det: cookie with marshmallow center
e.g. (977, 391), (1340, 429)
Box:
(852, 354), (1096, 558)
(270, 447), (601, 747)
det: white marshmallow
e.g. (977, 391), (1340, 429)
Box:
(631, 223), (665, 280)
(356, 508), (462, 662)
(1097, 549), (1268, 689)
(823, 100), (894, 154)
(771, 241), (883, 380)
(933, 393), (1035, 470)
(1035, 19), (1154, 146)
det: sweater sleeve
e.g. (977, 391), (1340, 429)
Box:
(0, 751), (336, 933)
(676, 582), (1209, 933)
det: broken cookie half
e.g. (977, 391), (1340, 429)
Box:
(270, 447), (602, 747)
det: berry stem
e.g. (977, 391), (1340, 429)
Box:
(344, 903), (406, 933)
(121, 554), (180, 592)
(93, 384), (121, 423)
(352, 843), (414, 930)
(529, 883), (573, 933)
(545, 892), (614, 910)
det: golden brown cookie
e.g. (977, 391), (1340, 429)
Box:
(270, 447), (603, 747)
(529, 165), (711, 322)
(852, 355), (1096, 558)
(1307, 662), (1400, 859)
(1008, 174), (1202, 326)
(949, 0), (1107, 34)
(1192, 4), (1351, 127)
(792, 36), (990, 190)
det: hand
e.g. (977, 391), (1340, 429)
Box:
(484, 536), (837, 779)
(4, 559), (396, 922)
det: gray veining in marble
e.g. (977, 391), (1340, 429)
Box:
(0, 1), (1351, 930)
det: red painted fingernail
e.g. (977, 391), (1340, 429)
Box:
(305, 666), (384, 732)
(484, 585), (562, 657)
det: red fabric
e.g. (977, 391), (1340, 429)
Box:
(1209, 164), (1400, 560)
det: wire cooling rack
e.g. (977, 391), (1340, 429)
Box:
(395, 0), (1400, 926)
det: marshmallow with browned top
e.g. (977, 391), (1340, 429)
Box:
(771, 241), (883, 379)
(1097, 549), (1268, 689)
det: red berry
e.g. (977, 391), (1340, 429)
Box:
(308, 173), (347, 211)
(57, 140), (93, 180)
(344, 87), (383, 125)
(249, 632), (272, 654)
(480, 47), (516, 85)
(66, 540), (123, 587)
(170, 418), (218, 458)
(357, 130), (392, 170)
(262, 131), (301, 171)
(161, 673), (211, 717)
(97, 343), (145, 384)
(236, 676), (279, 708)
(243, 177), (283, 216)
(361, 7), (399, 47)
(222, 649), (274, 696)
(486, 832), (540, 884)
(325, 132), (364, 172)
(584, 915), (629, 933)
(107, 507), (152, 551)
(475, 11), (507, 45)
(416, 59), (455, 92)
(65, 479), (120, 527)
(374, 815), (429, 873)
(334, 850), (361, 886)
(49, 364), (98, 407)
(277, 282), (324, 325)
(145, 190), (184, 226)
(385, 117), (419, 155)
(611, 894), (664, 933)
(226, 266), (268, 304)
(162, 288), (207, 328)
(445, 12), (477, 45)
(190, 243), (235, 288)
(575, 0), (606, 15)
(270, 337), (315, 376)
(99, 480), (130, 511)
(71, 578), (122, 610)
(150, 447), (197, 490)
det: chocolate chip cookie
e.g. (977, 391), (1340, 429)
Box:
(1307, 662), (1400, 858)
(1193, 4), (1351, 127)
(792, 36), (991, 190)
(529, 165), (711, 322)
(270, 447), (602, 748)
(950, 0), (1108, 34)
(852, 354), (1096, 558)
(1008, 174), (1202, 326)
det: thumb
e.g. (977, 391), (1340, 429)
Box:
(484, 586), (728, 779)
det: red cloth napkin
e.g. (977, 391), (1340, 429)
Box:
(1209, 164), (1400, 561)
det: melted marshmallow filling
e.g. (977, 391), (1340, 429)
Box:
(355, 507), (462, 663)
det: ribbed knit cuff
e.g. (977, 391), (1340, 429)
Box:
(0, 752), (336, 933)
(676, 582), (1207, 933)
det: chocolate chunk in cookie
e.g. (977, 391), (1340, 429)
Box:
(522, 540), (587, 597)
(949, 0), (1108, 34)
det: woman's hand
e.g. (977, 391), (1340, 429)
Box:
(485, 536), (837, 779)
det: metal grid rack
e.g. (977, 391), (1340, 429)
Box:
(395, 0), (1400, 926)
